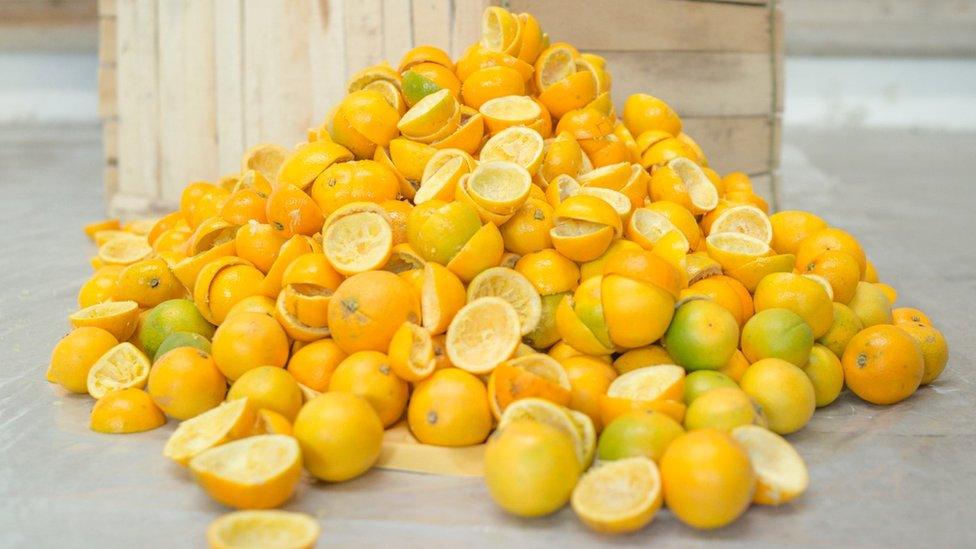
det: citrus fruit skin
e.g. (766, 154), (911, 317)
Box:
(227, 366), (304, 421)
(597, 411), (684, 463)
(899, 322), (948, 385)
(817, 302), (863, 359)
(50, 327), (119, 393)
(571, 456), (663, 534)
(189, 434), (302, 510)
(285, 338), (347, 392)
(114, 258), (184, 308)
(560, 355), (617, 429)
(664, 300), (739, 371)
(293, 392), (384, 482)
(768, 210), (827, 255)
(211, 312), (290, 381)
(802, 250), (861, 304)
(328, 271), (421, 354)
(523, 292), (568, 350)
(660, 429), (756, 530)
(147, 347), (228, 420)
(139, 299), (215, 359)
(802, 344), (845, 407)
(731, 424), (809, 506)
(847, 281), (894, 328)
(892, 307), (931, 326)
(613, 345), (673, 375)
(484, 419), (581, 517)
(408, 368), (492, 446)
(684, 387), (765, 432)
(153, 331), (211, 362)
(328, 351), (409, 427)
(740, 358), (816, 435)
(753, 272), (833, 338)
(90, 387), (166, 434)
(740, 308), (814, 367)
(683, 370), (738, 404)
(206, 510), (320, 549)
(842, 325), (924, 405)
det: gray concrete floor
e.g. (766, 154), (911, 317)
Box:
(1, 124), (974, 547)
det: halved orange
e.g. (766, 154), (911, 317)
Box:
(445, 297), (521, 374)
(321, 202), (394, 275)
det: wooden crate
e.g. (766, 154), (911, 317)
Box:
(98, 0), (782, 215)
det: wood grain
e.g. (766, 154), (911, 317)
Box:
(114, 0), (159, 212)
(411, 0), (451, 52)
(158, 0), (218, 202)
(603, 51), (773, 117)
(506, 0), (771, 53)
(383, 0), (413, 64)
(214, 0), (245, 175)
(682, 115), (772, 175)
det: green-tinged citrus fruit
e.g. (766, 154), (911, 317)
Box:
(664, 300), (739, 371)
(597, 411), (684, 463)
(153, 331), (211, 362)
(740, 308), (814, 367)
(139, 299), (215, 358)
(683, 370), (738, 404)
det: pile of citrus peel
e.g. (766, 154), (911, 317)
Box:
(49, 6), (948, 545)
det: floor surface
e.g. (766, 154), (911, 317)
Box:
(1, 124), (974, 547)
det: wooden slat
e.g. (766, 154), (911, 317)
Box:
(104, 164), (119, 206)
(309, 0), (348, 125)
(451, 0), (491, 58)
(98, 16), (116, 65)
(703, 0), (768, 5)
(97, 64), (117, 119)
(772, 1), (783, 113)
(0, 0), (97, 23)
(98, 0), (117, 17)
(506, 0), (770, 53)
(603, 51), (772, 117)
(114, 0), (159, 212)
(382, 0), (413, 64)
(157, 0), (218, 203)
(343, 0), (384, 78)
(102, 118), (118, 165)
(243, 0), (315, 151)
(411, 0), (451, 51)
(784, 0), (976, 57)
(215, 0), (245, 175)
(681, 116), (772, 176)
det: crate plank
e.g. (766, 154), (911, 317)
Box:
(506, 0), (770, 53)
(344, 0), (385, 77)
(309, 0), (348, 126)
(382, 0), (413, 64)
(158, 0), (218, 203)
(97, 64), (116, 119)
(773, 2), (783, 113)
(411, 0), (451, 51)
(102, 118), (118, 165)
(215, 0), (245, 175)
(98, 16), (116, 65)
(102, 0), (780, 211)
(682, 115), (771, 176)
(104, 164), (119, 206)
(604, 51), (772, 117)
(115, 0), (159, 210)
(98, 0), (116, 17)
(243, 1), (315, 153)
(451, 0), (491, 57)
